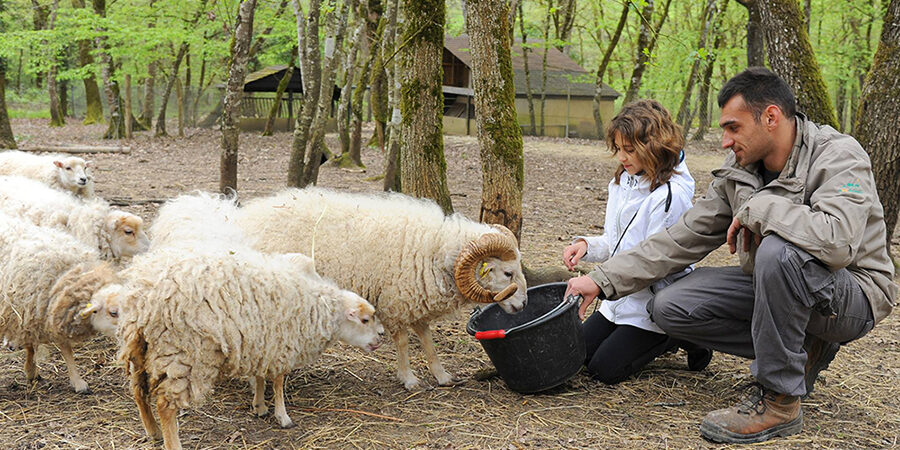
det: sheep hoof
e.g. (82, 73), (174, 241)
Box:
(255, 408), (269, 418)
(75, 387), (93, 395)
(278, 418), (295, 429)
(402, 378), (421, 391)
(437, 376), (463, 387)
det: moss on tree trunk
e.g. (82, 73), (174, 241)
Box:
(466, 0), (524, 240)
(855, 0), (900, 251)
(398, 0), (452, 214)
(758, 0), (838, 128)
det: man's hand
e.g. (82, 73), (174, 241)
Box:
(565, 275), (602, 320)
(726, 216), (761, 254)
(562, 240), (588, 271)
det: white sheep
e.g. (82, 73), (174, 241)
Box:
(0, 175), (149, 262)
(0, 150), (95, 198)
(0, 212), (120, 393)
(148, 191), (250, 250)
(114, 243), (384, 450)
(235, 187), (528, 390)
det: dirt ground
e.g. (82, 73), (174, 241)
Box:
(0, 118), (898, 449)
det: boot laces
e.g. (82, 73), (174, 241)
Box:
(736, 382), (768, 415)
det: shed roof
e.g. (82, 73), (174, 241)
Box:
(444, 35), (620, 99)
(243, 65), (303, 93)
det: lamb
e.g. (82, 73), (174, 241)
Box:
(0, 212), (121, 393)
(115, 243), (384, 450)
(0, 150), (95, 198)
(235, 187), (528, 390)
(0, 175), (149, 262)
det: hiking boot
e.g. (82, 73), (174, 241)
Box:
(803, 334), (840, 397)
(700, 383), (802, 444)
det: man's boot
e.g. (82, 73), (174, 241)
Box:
(700, 383), (802, 443)
(803, 334), (840, 397)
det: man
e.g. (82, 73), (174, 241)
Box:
(565, 67), (896, 444)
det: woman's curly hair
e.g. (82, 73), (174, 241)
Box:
(606, 99), (684, 190)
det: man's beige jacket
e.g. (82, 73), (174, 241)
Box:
(589, 114), (897, 324)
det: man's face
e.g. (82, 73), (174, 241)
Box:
(719, 95), (774, 167)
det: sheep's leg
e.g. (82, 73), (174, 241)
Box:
(131, 375), (162, 441)
(157, 393), (182, 450)
(272, 374), (295, 428)
(251, 376), (268, 417)
(58, 342), (90, 394)
(24, 344), (39, 383)
(393, 328), (420, 390)
(412, 321), (460, 386)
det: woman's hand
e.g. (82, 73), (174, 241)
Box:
(562, 239), (588, 271)
(565, 275), (602, 320)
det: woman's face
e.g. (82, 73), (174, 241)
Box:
(613, 133), (644, 176)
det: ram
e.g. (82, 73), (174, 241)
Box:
(236, 187), (527, 389)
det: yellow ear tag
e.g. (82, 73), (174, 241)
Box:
(79, 303), (94, 319)
(480, 262), (492, 278)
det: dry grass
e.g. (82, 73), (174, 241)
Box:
(0, 119), (897, 449)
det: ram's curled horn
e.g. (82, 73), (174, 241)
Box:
(453, 231), (519, 303)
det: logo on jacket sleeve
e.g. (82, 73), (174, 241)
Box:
(838, 179), (863, 194)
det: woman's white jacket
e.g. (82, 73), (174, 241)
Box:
(576, 159), (695, 333)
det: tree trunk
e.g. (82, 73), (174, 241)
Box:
(381, 0), (401, 191)
(539, 0), (551, 136)
(735, 0), (765, 67)
(519, 1), (536, 135)
(758, 0), (838, 128)
(624, 0), (672, 104)
(93, 0), (123, 139)
(691, 6), (727, 142)
(138, 62), (156, 129)
(0, 0), (16, 149)
(398, 0), (453, 213)
(183, 51), (192, 127)
(31, 0), (49, 89)
(300, 0), (351, 186)
(46, 0), (64, 127)
(124, 74), (133, 139)
(347, 1), (382, 166)
(72, 0), (103, 125)
(336, 12), (364, 161)
(592, 1), (629, 136)
(287, 0), (322, 187)
(554, 0), (576, 54)
(834, 80), (847, 132)
(192, 57), (209, 126)
(675, 0), (717, 135)
(154, 44), (188, 137)
(220, 0), (258, 194)
(175, 78), (184, 137)
(262, 47), (297, 136)
(466, 0), (524, 240)
(855, 0), (900, 251)
(369, 0), (388, 153)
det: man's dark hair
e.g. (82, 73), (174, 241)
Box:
(717, 67), (797, 120)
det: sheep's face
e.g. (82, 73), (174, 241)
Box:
(80, 284), (124, 338)
(53, 157), (92, 189)
(336, 292), (383, 352)
(106, 212), (150, 258)
(477, 257), (528, 313)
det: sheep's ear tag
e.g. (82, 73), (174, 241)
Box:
(78, 303), (96, 319)
(479, 262), (491, 278)
(53, 160), (63, 168)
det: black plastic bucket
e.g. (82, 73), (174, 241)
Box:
(466, 282), (585, 394)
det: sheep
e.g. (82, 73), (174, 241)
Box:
(235, 187), (528, 390)
(114, 243), (384, 450)
(147, 191), (250, 250)
(0, 150), (95, 198)
(0, 175), (149, 262)
(0, 212), (121, 393)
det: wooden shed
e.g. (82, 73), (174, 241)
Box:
(236, 65), (340, 132)
(442, 35), (620, 139)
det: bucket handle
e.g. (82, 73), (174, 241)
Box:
(473, 294), (582, 340)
